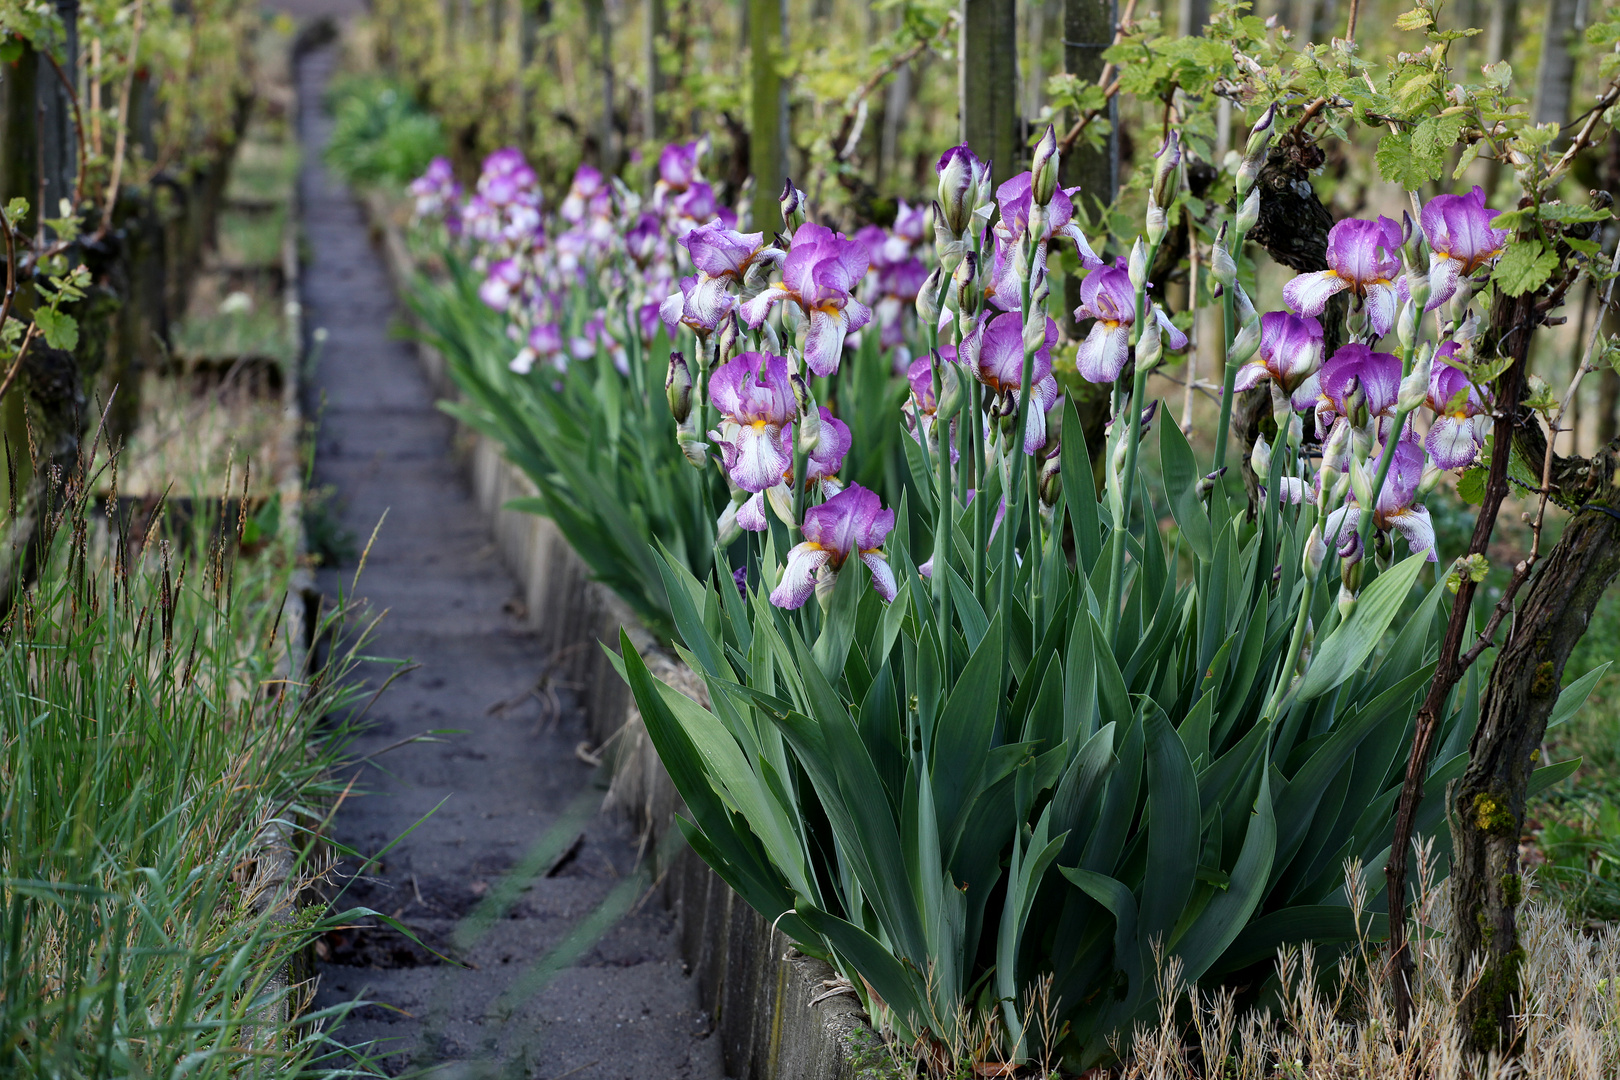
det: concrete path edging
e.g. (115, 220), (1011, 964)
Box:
(357, 187), (899, 1080)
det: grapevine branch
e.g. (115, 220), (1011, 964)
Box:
(1056, 0), (1137, 157)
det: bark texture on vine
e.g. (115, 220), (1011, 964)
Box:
(1451, 414), (1620, 1053)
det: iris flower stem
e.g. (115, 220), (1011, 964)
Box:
(970, 392), (987, 605)
(1103, 238), (1162, 641)
(999, 237), (1042, 643)
(924, 272), (956, 654)
(1213, 289), (1240, 473)
(1355, 340), (1418, 559)
(1266, 485), (1335, 720)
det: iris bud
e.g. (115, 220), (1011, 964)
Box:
(1211, 226), (1237, 287)
(717, 314), (743, 363)
(936, 359), (965, 420)
(666, 352), (694, 423)
(1337, 582), (1357, 620)
(790, 371), (813, 417)
(1151, 131), (1182, 208)
(1251, 431), (1272, 482)
(917, 267), (945, 324)
(1145, 195), (1168, 246)
(1233, 282), (1259, 329)
(1236, 188), (1260, 236)
(1230, 318), (1261, 366)
(1136, 316), (1164, 372)
(1031, 125), (1060, 206)
(1350, 456), (1374, 509)
(1304, 524), (1326, 580)
(1038, 447), (1063, 506)
(936, 146), (978, 235)
(1397, 300), (1418, 349)
(1397, 350), (1431, 412)
(716, 497), (744, 547)
(1128, 237), (1150, 292)
(1418, 464), (1443, 499)
(1236, 103), (1276, 198)
(796, 399), (822, 455)
(780, 178), (807, 233)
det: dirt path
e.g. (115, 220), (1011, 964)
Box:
(295, 39), (721, 1080)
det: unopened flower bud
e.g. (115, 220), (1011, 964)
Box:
(780, 177), (807, 232)
(917, 267), (944, 324)
(1195, 466), (1228, 498)
(666, 351), (694, 423)
(716, 497), (745, 547)
(1151, 131), (1182, 208)
(677, 418), (709, 468)
(1145, 195), (1168, 246)
(796, 398), (822, 454)
(1418, 464), (1443, 499)
(1251, 431), (1272, 482)
(1350, 456), (1374, 509)
(790, 371), (813, 417)
(1236, 103), (1276, 197)
(1236, 188), (1260, 236)
(717, 314), (743, 362)
(1038, 447), (1063, 505)
(937, 360), (965, 419)
(760, 319), (783, 357)
(1136, 316), (1163, 372)
(1304, 524), (1326, 580)
(1397, 300), (1418, 349)
(1031, 125), (1060, 206)
(1324, 418), (1351, 466)
(1233, 282), (1259, 329)
(1337, 582), (1357, 619)
(1211, 226), (1237, 287)
(936, 145), (980, 235)
(952, 249), (978, 298)
(1128, 237), (1150, 292)
(1406, 273), (1432, 318)
(1341, 556), (1363, 594)
(1230, 318), (1261, 366)
(1397, 353), (1431, 412)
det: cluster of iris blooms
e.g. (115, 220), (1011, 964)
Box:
(410, 115), (1509, 615)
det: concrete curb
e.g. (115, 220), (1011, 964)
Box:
(356, 187), (900, 1080)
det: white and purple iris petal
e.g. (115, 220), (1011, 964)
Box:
(1314, 343), (1402, 434)
(740, 222), (872, 377)
(1234, 312), (1325, 410)
(1282, 216), (1403, 337)
(707, 352), (797, 492)
(1420, 186), (1510, 311)
(769, 484), (897, 609)
(1424, 341), (1490, 469)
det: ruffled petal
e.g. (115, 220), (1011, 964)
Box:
(769, 544), (833, 609)
(803, 308), (849, 377)
(1282, 270), (1350, 317)
(1075, 322), (1132, 384)
(1363, 282), (1398, 339)
(1425, 254), (1464, 313)
(1154, 306), (1189, 351)
(736, 492), (770, 532)
(1388, 505), (1438, 561)
(1323, 505), (1362, 560)
(1425, 415), (1481, 470)
(740, 286), (792, 328)
(861, 550), (898, 602)
(1057, 221), (1105, 270)
(844, 298), (873, 333)
(728, 423), (792, 491)
(1233, 360), (1270, 394)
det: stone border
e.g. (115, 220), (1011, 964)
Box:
(357, 187), (897, 1080)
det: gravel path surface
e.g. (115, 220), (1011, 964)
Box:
(294, 36), (721, 1080)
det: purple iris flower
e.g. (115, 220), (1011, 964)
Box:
(637, 302), (663, 343)
(626, 213), (663, 268)
(740, 222), (873, 377)
(1424, 341), (1491, 469)
(659, 274), (735, 336)
(958, 311), (1061, 454)
(477, 148), (540, 208)
(891, 199), (929, 246)
(659, 141), (701, 190)
(511, 322), (563, 375)
(479, 258), (526, 311)
(770, 483), (897, 609)
(876, 257), (928, 349)
(734, 406), (853, 532)
(706, 352), (798, 493)
(1282, 216), (1403, 337)
(1072, 260), (1189, 384)
(560, 164), (609, 224)
(1313, 343), (1401, 435)
(1323, 434), (1437, 562)
(408, 156), (462, 220)
(1420, 186), (1510, 311)
(670, 182), (720, 233)
(680, 221), (782, 282)
(993, 172), (1104, 269)
(905, 353), (960, 463)
(1234, 312), (1325, 409)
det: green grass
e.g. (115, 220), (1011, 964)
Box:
(216, 206), (288, 269)
(322, 74), (446, 188)
(0, 477), (389, 1077)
